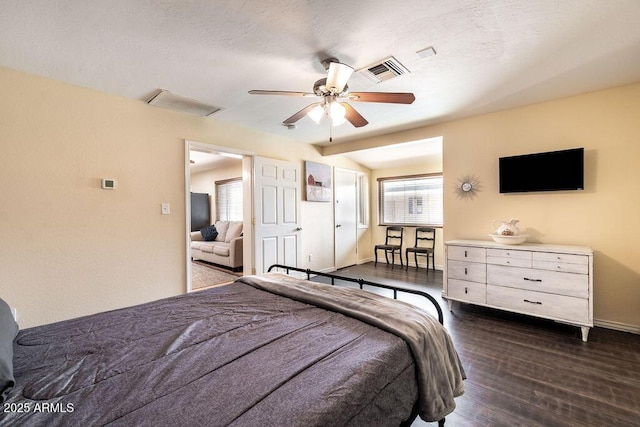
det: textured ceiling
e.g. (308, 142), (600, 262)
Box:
(2, 0), (640, 148)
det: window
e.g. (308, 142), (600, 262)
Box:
(216, 178), (243, 221)
(357, 173), (369, 228)
(378, 174), (443, 226)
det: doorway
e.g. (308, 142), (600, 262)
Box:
(184, 140), (254, 292)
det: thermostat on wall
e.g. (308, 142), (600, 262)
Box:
(101, 178), (116, 190)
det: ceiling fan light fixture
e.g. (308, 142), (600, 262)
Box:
(326, 62), (354, 93)
(331, 114), (347, 126)
(250, 57), (414, 131)
(329, 101), (347, 126)
(308, 105), (325, 124)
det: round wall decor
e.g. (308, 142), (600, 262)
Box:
(455, 174), (481, 199)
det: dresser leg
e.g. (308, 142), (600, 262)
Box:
(447, 299), (454, 312)
(580, 326), (590, 342)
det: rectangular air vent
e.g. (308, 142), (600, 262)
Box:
(147, 90), (222, 117)
(357, 56), (410, 84)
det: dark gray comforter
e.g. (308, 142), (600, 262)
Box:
(238, 273), (465, 422)
(4, 274), (464, 426)
(4, 279), (424, 426)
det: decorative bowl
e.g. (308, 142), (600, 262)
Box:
(488, 234), (528, 245)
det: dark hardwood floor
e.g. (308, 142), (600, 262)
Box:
(318, 262), (640, 427)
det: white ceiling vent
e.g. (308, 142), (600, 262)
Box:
(147, 90), (222, 117)
(357, 57), (410, 84)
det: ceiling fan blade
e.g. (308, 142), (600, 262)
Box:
(342, 103), (368, 128)
(348, 92), (416, 104)
(283, 102), (322, 124)
(249, 90), (316, 97)
(326, 62), (354, 93)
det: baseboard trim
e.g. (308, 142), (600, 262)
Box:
(594, 319), (640, 335)
(357, 257), (442, 270)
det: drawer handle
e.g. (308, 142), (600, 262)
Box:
(464, 267), (468, 275)
(464, 250), (468, 257)
(464, 287), (468, 294)
(524, 299), (542, 305)
(523, 277), (542, 282)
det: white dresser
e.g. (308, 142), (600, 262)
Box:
(444, 240), (593, 341)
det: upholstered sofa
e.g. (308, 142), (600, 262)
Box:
(190, 220), (243, 271)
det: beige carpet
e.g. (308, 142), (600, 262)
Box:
(191, 262), (240, 290)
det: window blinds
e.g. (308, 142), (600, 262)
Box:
(216, 178), (243, 221)
(379, 175), (443, 226)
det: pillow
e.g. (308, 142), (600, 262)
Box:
(200, 225), (218, 242)
(214, 221), (229, 242)
(0, 298), (18, 403)
(225, 222), (243, 243)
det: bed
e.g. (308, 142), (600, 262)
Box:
(1, 266), (465, 426)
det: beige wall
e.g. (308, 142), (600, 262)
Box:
(348, 82), (640, 331)
(3, 63), (638, 332)
(370, 161), (444, 269)
(0, 66), (367, 328)
(441, 84), (640, 331)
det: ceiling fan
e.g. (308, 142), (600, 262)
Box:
(249, 58), (415, 129)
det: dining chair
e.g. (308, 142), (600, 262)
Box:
(374, 226), (404, 268)
(405, 227), (436, 273)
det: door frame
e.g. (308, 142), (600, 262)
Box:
(184, 140), (255, 292)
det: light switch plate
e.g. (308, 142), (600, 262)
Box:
(161, 203), (170, 215)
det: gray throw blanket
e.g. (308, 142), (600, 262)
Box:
(237, 273), (466, 422)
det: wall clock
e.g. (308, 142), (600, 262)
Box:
(455, 174), (481, 199)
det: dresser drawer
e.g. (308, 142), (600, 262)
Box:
(487, 285), (589, 325)
(487, 248), (532, 260)
(447, 246), (486, 263)
(487, 248), (532, 267)
(533, 251), (589, 265)
(447, 279), (486, 304)
(447, 260), (486, 283)
(487, 256), (532, 268)
(487, 264), (588, 298)
(533, 260), (589, 274)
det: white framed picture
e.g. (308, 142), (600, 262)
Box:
(304, 161), (331, 202)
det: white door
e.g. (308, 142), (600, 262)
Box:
(253, 157), (302, 275)
(334, 168), (358, 269)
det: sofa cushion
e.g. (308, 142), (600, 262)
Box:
(214, 221), (229, 242)
(225, 222), (243, 243)
(190, 241), (205, 250)
(213, 246), (230, 257)
(200, 225), (218, 242)
(200, 244), (215, 254)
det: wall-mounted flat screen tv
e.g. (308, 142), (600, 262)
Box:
(499, 148), (584, 193)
